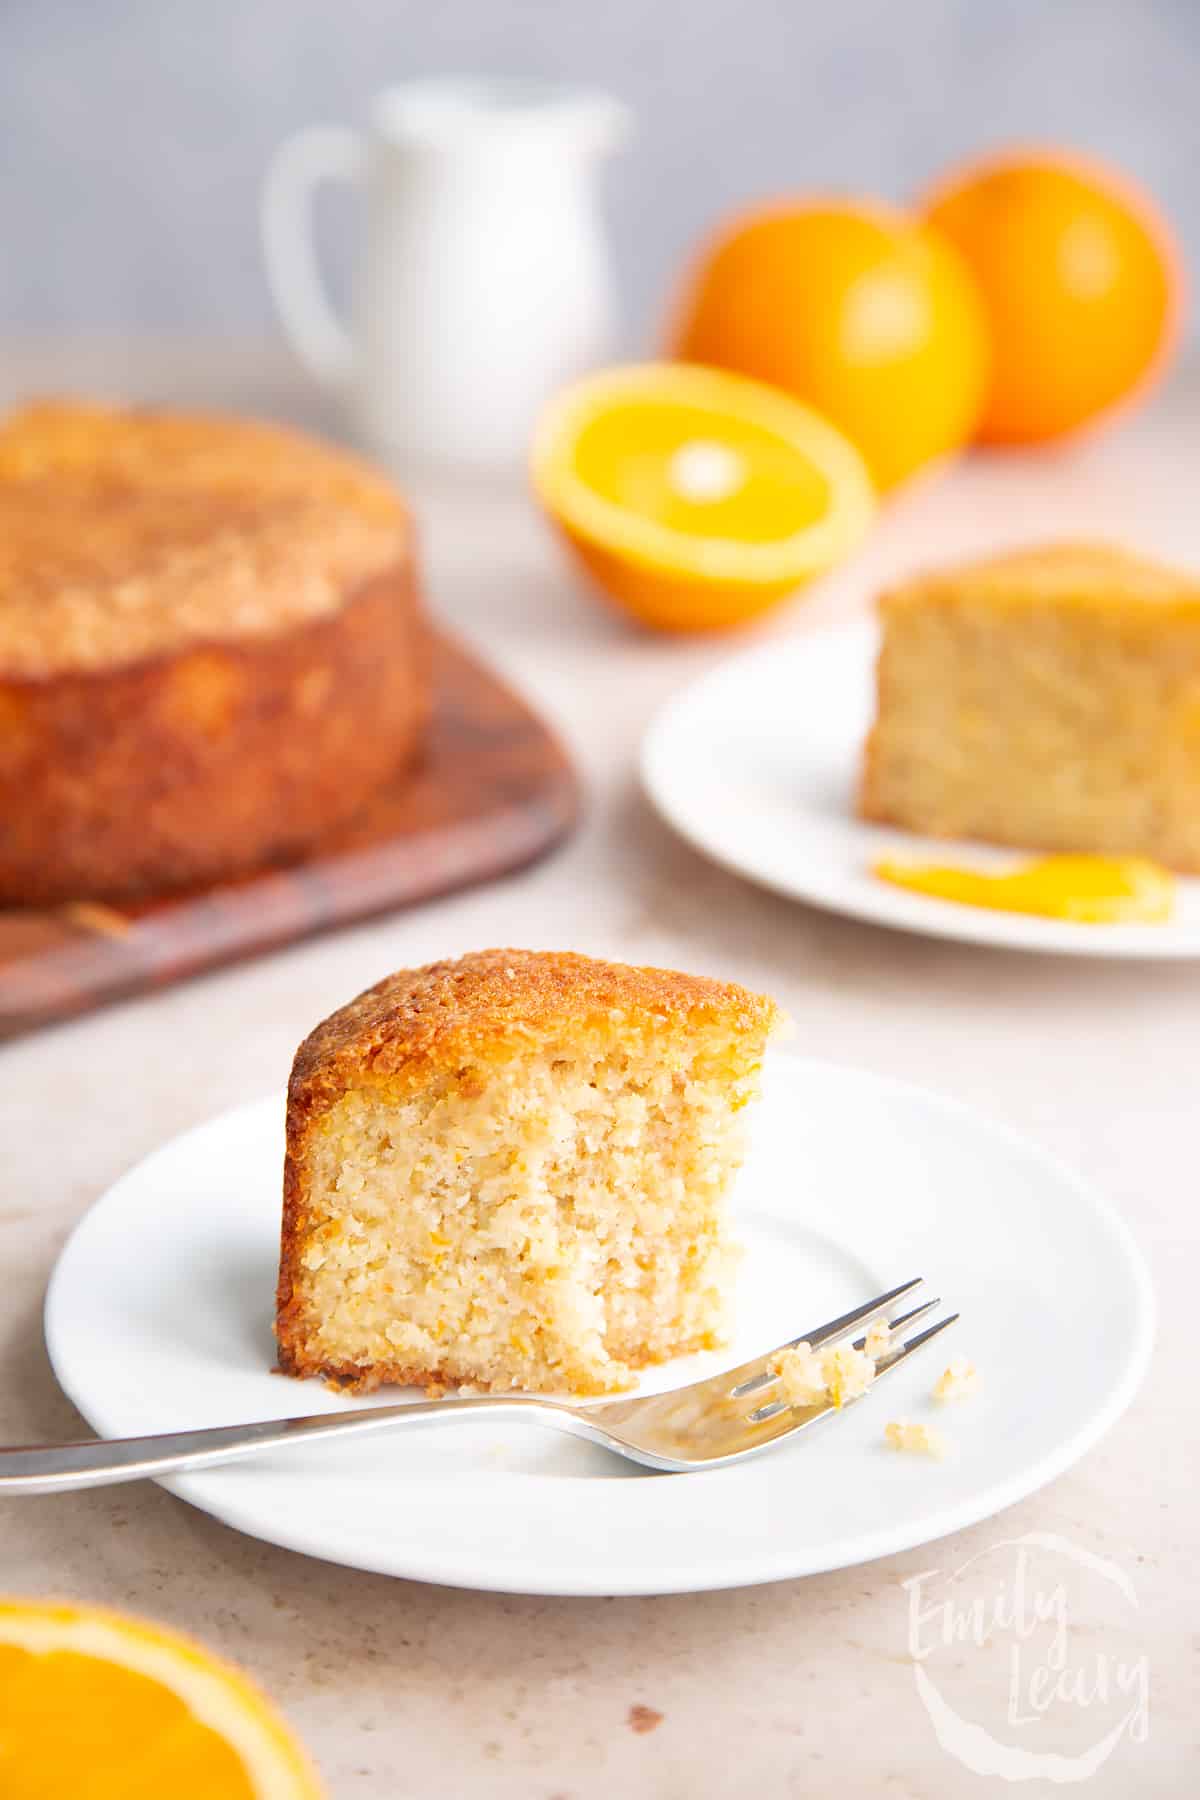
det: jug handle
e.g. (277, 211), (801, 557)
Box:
(261, 126), (364, 388)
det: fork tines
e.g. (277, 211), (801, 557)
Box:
(731, 1278), (959, 1416)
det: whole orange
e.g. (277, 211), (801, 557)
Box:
(924, 148), (1184, 443)
(667, 200), (990, 490)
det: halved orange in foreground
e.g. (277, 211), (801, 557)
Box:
(531, 363), (874, 632)
(0, 1598), (322, 1798)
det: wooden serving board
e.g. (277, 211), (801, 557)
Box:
(0, 631), (580, 1042)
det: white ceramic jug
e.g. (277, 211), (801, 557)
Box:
(262, 79), (630, 472)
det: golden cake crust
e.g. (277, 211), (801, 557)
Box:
(0, 400), (429, 901)
(0, 400), (409, 676)
(277, 949), (781, 1389)
(288, 946), (781, 1109)
(876, 540), (1200, 619)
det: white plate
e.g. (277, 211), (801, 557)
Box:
(45, 1059), (1152, 1595)
(642, 617), (1200, 956)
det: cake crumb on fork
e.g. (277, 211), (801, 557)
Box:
(773, 1338), (876, 1409)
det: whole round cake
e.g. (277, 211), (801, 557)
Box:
(0, 400), (429, 903)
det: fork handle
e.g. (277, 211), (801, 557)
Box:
(0, 1396), (561, 1495)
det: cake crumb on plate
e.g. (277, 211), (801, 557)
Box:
(933, 1354), (979, 1401)
(885, 1419), (948, 1458)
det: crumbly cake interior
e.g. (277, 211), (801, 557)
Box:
(861, 547), (1200, 869)
(292, 1027), (762, 1396)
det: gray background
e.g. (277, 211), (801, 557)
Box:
(2, 0), (1197, 344)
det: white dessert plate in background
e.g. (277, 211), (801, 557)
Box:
(641, 616), (1200, 957)
(45, 1058), (1151, 1595)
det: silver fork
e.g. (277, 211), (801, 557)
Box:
(0, 1279), (955, 1491)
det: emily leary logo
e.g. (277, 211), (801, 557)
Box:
(903, 1532), (1149, 1783)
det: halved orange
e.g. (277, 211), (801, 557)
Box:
(0, 1598), (322, 1798)
(531, 362), (874, 632)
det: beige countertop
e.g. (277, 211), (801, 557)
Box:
(2, 343), (1198, 1797)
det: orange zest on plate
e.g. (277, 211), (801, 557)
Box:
(871, 853), (1175, 924)
(531, 362), (874, 632)
(0, 1598), (322, 1798)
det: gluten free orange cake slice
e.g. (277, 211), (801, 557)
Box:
(860, 541), (1200, 870)
(276, 949), (781, 1395)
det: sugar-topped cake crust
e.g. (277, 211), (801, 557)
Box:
(0, 401), (408, 678)
(288, 947), (780, 1109)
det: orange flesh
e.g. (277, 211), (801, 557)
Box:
(0, 1644), (257, 1799)
(872, 853), (1174, 923)
(573, 401), (832, 542)
(532, 363), (874, 633)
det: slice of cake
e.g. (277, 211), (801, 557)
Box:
(860, 542), (1200, 870)
(276, 949), (781, 1395)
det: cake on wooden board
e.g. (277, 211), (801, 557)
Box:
(276, 949), (782, 1396)
(0, 400), (429, 903)
(859, 542), (1200, 870)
